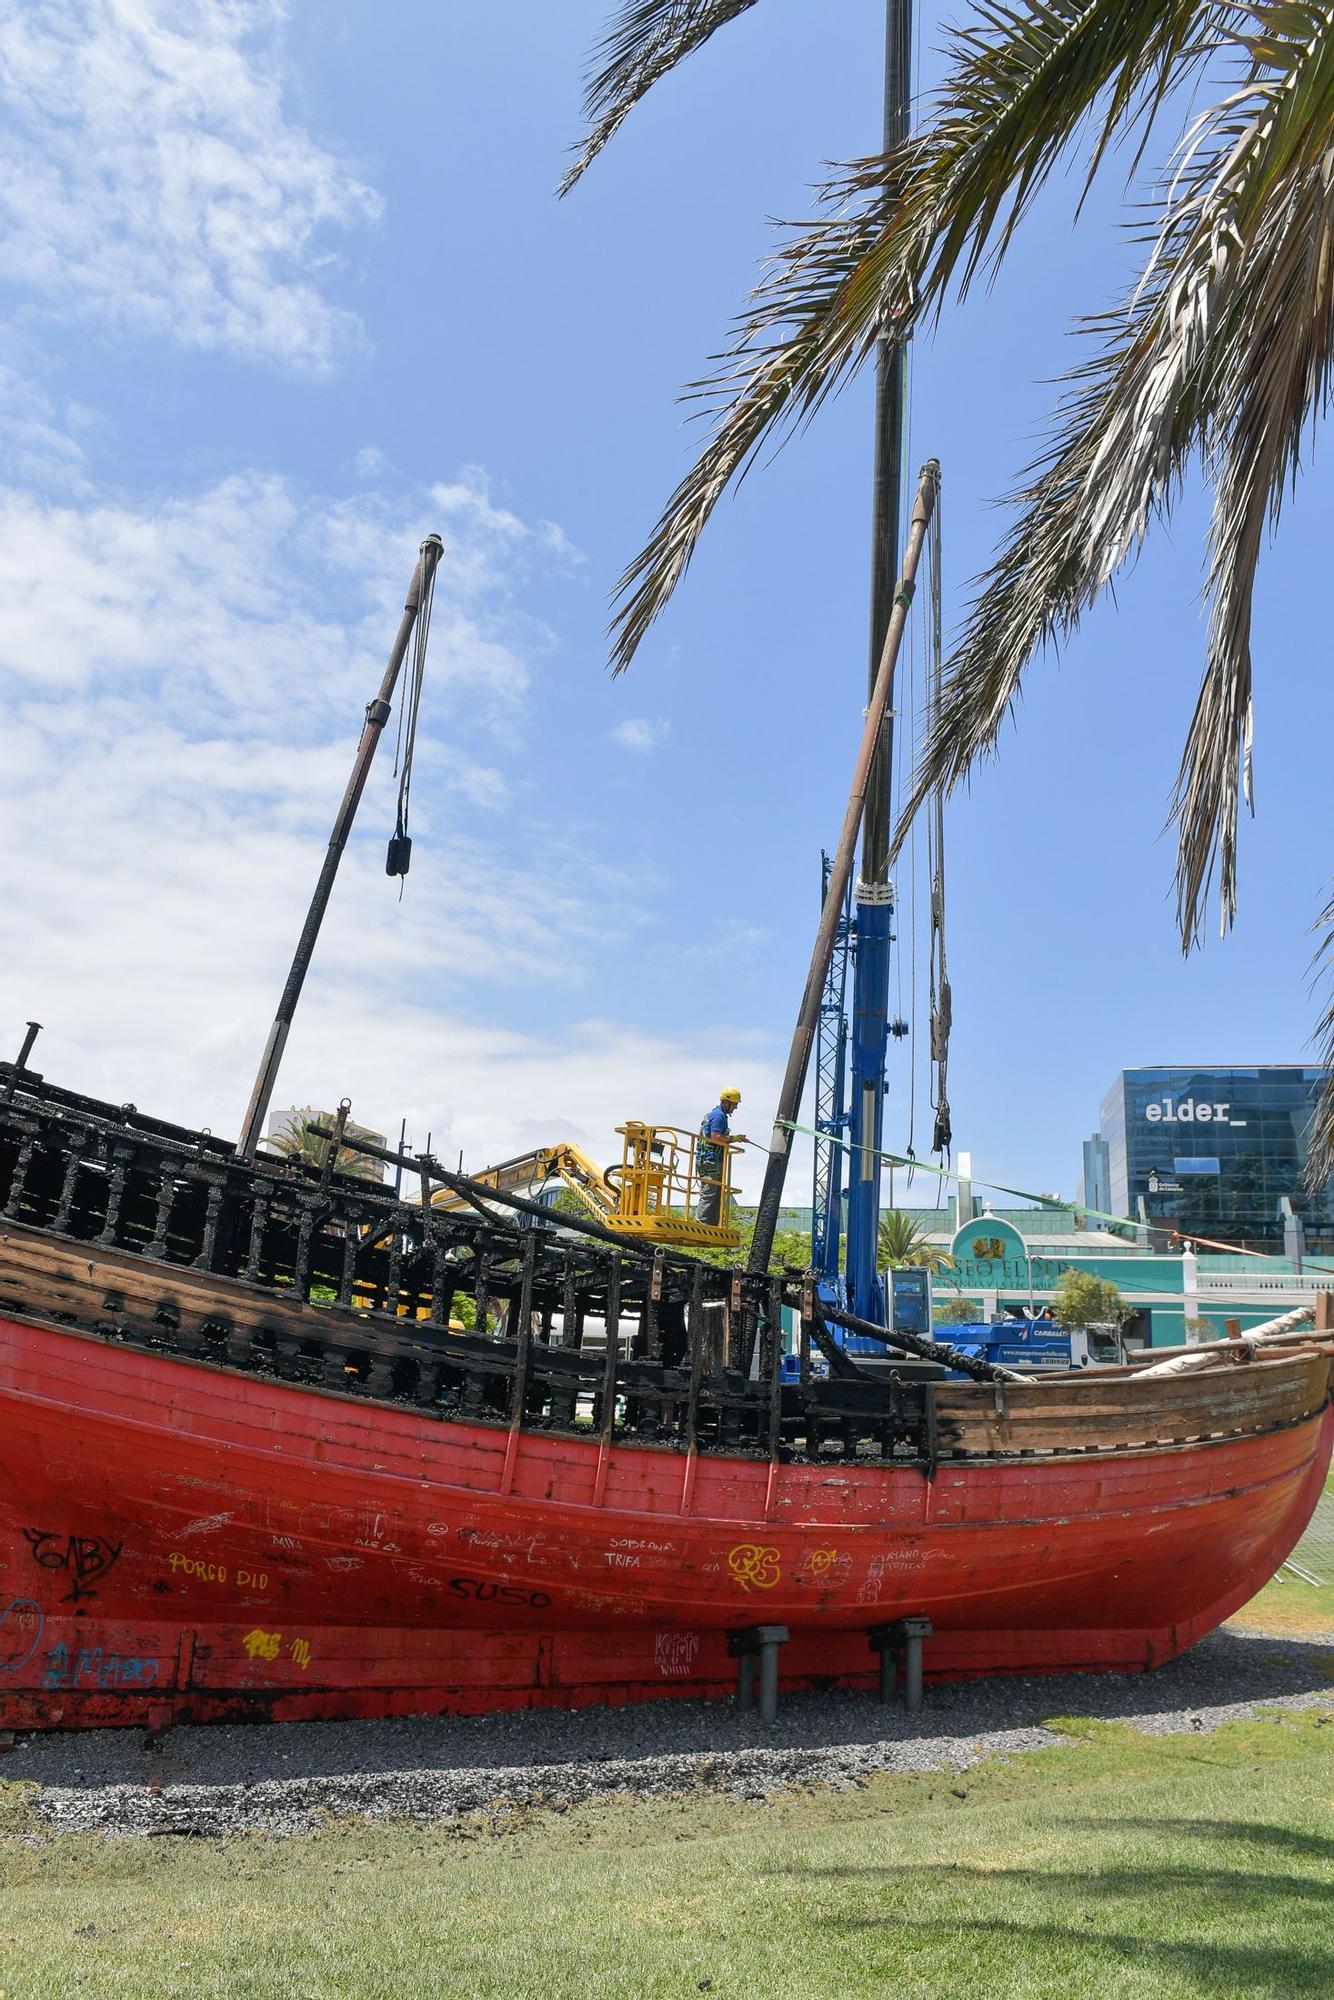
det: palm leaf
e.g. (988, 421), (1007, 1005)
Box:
(893, 8), (1334, 931)
(560, 0), (764, 196)
(1309, 892), (1334, 1188)
(601, 0), (1220, 670)
(1172, 10), (1334, 941)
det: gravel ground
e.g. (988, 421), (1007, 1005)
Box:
(5, 1626), (1331, 1840)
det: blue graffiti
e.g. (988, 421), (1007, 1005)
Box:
(0, 1596), (43, 1673)
(41, 1644), (159, 1692)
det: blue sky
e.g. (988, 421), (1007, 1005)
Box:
(1, 0), (1329, 1208)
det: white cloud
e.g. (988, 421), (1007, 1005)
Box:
(0, 437), (786, 1199)
(611, 716), (670, 752)
(0, 461), (789, 1195)
(685, 923), (773, 965)
(0, 0), (380, 374)
(0, 359), (95, 492)
(0, 460), (648, 1119)
(0, 467), (550, 726)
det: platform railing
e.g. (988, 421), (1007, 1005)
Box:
(0, 1066), (938, 1468)
(609, 1120), (741, 1248)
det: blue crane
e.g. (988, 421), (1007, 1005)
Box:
(815, 0), (913, 1329)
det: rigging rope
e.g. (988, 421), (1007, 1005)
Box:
(925, 480), (952, 1162)
(897, 346), (919, 1195)
(386, 554), (438, 887)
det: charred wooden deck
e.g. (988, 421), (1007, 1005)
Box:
(1, 1068), (1329, 1469)
(0, 1067), (940, 1466)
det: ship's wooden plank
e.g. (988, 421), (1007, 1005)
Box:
(2, 1219), (1329, 1465)
(0, 1222), (541, 1380)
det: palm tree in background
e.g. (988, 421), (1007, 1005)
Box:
(563, 2), (1334, 1177)
(877, 1206), (956, 1276)
(264, 1110), (384, 1183)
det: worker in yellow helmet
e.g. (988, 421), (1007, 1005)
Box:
(697, 1086), (743, 1225)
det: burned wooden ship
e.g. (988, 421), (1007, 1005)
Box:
(2, 1060), (1330, 1729)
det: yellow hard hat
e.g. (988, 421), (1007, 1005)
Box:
(720, 1086), (741, 1106)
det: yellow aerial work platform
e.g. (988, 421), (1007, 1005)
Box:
(430, 1122), (742, 1251)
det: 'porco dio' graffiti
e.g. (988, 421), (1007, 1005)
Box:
(22, 1529), (124, 1604)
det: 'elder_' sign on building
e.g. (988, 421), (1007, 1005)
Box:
(1099, 1066), (1334, 1247)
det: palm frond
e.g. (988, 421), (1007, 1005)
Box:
(607, 0), (1220, 670)
(893, 10), (1334, 918)
(1308, 891), (1334, 1190)
(1170, 10), (1334, 940)
(560, 0), (763, 196)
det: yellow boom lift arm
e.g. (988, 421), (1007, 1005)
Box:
(431, 1123), (741, 1250)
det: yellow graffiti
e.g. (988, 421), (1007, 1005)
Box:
(169, 1553), (228, 1585)
(727, 1543), (781, 1593)
(807, 1548), (840, 1574)
(242, 1628), (313, 1670)
(170, 1553), (270, 1591)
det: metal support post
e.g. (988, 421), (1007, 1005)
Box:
(843, 0), (914, 1325)
(902, 1616), (930, 1711)
(728, 1624), (790, 1724)
(868, 1626), (896, 1703)
(868, 1615), (932, 1709)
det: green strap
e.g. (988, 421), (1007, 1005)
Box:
(780, 1117), (1140, 1234)
(781, 1118), (1334, 1279)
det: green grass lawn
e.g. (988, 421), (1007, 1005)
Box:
(1229, 1571), (1334, 1637)
(2, 1707), (1332, 2000)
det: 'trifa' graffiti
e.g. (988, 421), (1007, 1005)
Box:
(42, 1644), (159, 1691)
(242, 1628), (313, 1670)
(22, 1529), (123, 1603)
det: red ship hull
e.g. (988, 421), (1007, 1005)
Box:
(2, 1310), (1330, 1729)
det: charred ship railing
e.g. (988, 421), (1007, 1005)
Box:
(0, 1068), (970, 1468)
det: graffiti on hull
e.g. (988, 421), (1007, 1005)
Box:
(22, 1529), (124, 1603)
(0, 1597), (43, 1673)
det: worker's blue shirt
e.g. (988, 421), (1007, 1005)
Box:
(702, 1105), (731, 1142)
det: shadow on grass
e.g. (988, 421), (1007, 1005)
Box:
(785, 1815), (1334, 1997)
(1101, 1817), (1334, 1861)
(843, 1916), (1334, 1998)
(801, 1860), (1332, 1905)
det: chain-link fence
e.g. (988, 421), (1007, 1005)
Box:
(1284, 1486), (1334, 1585)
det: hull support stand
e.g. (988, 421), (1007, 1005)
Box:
(869, 1615), (933, 1710)
(729, 1624), (790, 1724)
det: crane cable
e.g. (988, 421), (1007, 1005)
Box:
(386, 554), (439, 888)
(926, 481), (952, 1162)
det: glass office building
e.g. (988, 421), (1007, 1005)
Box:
(1099, 1066), (1334, 1248)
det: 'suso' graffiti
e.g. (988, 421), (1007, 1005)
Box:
(446, 1576), (550, 1609)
